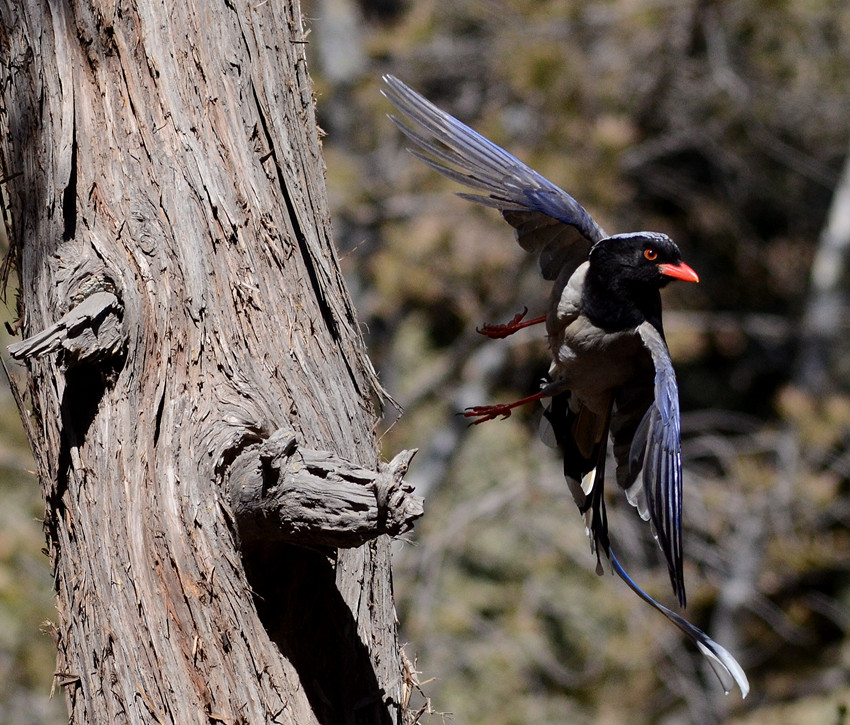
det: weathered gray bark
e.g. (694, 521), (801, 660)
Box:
(0, 1), (421, 723)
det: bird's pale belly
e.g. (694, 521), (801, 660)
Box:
(548, 317), (649, 415)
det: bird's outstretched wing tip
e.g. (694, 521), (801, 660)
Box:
(380, 74), (606, 261)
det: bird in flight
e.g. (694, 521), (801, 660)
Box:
(383, 74), (748, 698)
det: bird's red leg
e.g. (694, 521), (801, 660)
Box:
(463, 390), (547, 424)
(477, 307), (547, 339)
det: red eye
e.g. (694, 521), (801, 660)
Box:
(644, 249), (658, 261)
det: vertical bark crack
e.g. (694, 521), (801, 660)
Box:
(250, 79), (341, 344)
(62, 104), (77, 241)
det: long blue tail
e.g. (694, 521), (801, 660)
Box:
(609, 548), (749, 698)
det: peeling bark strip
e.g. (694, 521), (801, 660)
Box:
(229, 430), (422, 549)
(0, 1), (417, 724)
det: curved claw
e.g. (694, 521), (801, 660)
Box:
(462, 404), (514, 425)
(477, 307), (529, 339)
(477, 308), (546, 339)
(461, 391), (548, 426)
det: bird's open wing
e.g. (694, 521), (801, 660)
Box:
(613, 321), (686, 607)
(382, 75), (607, 280)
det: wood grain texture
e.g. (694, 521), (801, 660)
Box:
(229, 428), (422, 549)
(0, 0), (414, 722)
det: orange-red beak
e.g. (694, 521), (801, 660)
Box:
(658, 261), (699, 283)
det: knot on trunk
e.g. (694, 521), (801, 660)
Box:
(228, 428), (422, 549)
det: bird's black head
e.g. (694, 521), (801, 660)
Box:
(583, 232), (699, 331)
(589, 232), (699, 288)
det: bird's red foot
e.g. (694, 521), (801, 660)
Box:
(462, 391), (548, 425)
(463, 403), (516, 424)
(476, 308), (546, 339)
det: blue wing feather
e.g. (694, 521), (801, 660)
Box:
(382, 75), (606, 280)
(634, 323), (686, 606)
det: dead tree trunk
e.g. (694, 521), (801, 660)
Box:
(0, 1), (422, 723)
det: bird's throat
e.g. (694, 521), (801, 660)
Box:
(581, 271), (662, 333)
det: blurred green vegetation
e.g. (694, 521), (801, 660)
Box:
(310, 0), (850, 722)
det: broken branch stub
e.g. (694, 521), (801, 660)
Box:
(7, 290), (125, 368)
(228, 428), (423, 549)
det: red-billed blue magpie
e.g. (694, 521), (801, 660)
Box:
(383, 75), (748, 698)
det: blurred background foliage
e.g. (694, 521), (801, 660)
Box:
(3, 0), (850, 723)
(308, 0), (850, 722)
